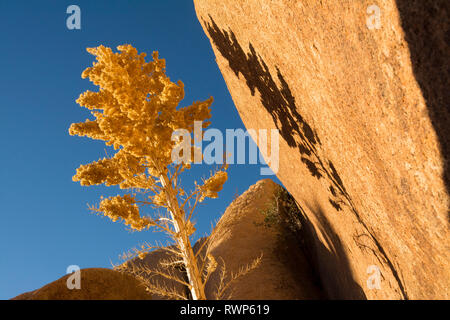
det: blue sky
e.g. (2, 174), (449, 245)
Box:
(0, 1), (280, 299)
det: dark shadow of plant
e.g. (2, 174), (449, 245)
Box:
(202, 16), (408, 299)
(204, 15), (353, 213)
(395, 0), (450, 213)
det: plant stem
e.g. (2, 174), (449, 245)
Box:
(159, 174), (206, 300)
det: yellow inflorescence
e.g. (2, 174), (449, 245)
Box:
(70, 44), (218, 231)
(199, 171), (228, 201)
(69, 44), (213, 166)
(97, 194), (152, 231)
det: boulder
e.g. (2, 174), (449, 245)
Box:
(194, 0), (450, 299)
(205, 179), (324, 299)
(12, 268), (151, 300)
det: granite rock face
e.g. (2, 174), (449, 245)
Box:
(194, 0), (449, 299)
(204, 179), (323, 299)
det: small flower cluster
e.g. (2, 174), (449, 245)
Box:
(96, 194), (152, 231)
(199, 170), (228, 201)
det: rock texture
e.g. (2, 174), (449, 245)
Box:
(12, 268), (151, 300)
(204, 179), (323, 299)
(194, 0), (449, 299)
(120, 179), (323, 300)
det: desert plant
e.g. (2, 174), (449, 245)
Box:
(69, 44), (230, 300)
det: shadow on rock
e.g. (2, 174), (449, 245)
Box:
(396, 0), (450, 202)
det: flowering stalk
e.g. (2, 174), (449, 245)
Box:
(159, 174), (205, 300)
(69, 44), (227, 300)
